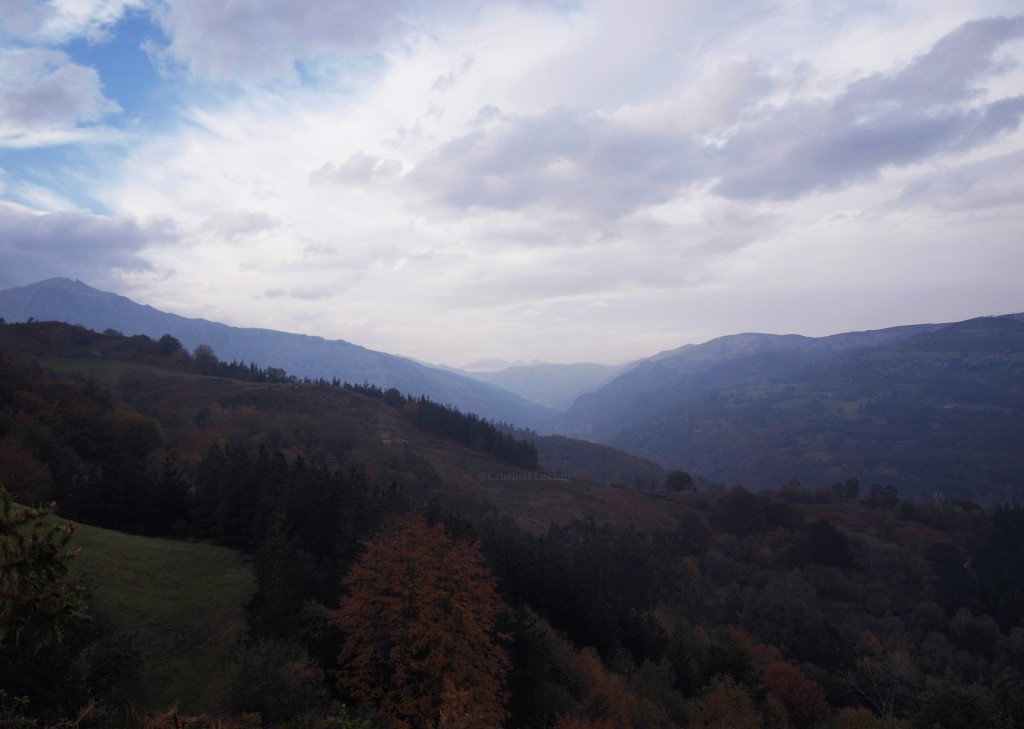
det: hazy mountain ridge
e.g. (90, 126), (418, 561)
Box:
(459, 357), (542, 372)
(0, 278), (555, 429)
(551, 323), (954, 441)
(597, 316), (1024, 502)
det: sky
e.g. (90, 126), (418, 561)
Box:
(1, 0), (1023, 367)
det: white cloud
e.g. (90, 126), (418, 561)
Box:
(149, 0), (565, 83)
(310, 152), (403, 187)
(0, 49), (122, 144)
(198, 210), (280, 241)
(1, 0), (147, 44)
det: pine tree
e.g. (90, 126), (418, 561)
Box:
(0, 486), (87, 648)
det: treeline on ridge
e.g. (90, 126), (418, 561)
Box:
(344, 382), (539, 469)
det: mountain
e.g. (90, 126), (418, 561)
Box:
(460, 361), (629, 410)
(460, 357), (540, 372)
(0, 319), (696, 531)
(549, 326), (940, 441)
(0, 278), (555, 429)
(552, 316), (1024, 502)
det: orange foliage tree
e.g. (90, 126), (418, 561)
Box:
(332, 512), (509, 729)
(762, 660), (831, 729)
(688, 674), (762, 729)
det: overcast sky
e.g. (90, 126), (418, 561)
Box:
(1, 0), (1023, 366)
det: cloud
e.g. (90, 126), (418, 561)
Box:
(839, 15), (1024, 108)
(151, 0), (513, 82)
(1, 0), (146, 44)
(0, 202), (178, 286)
(712, 15), (1024, 201)
(0, 49), (122, 145)
(410, 107), (703, 219)
(894, 150), (1024, 211)
(263, 286), (338, 301)
(406, 15), (1024, 220)
(310, 151), (403, 187)
(198, 210), (280, 241)
(0, 0), (46, 40)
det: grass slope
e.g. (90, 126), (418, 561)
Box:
(67, 521), (255, 714)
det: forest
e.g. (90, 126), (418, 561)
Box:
(1, 321), (1023, 729)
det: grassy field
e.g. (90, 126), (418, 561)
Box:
(35, 354), (196, 388)
(66, 521), (255, 714)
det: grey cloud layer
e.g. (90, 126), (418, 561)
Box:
(716, 15), (1024, 200)
(894, 150), (1024, 211)
(411, 108), (704, 219)
(409, 16), (1024, 215)
(0, 203), (177, 286)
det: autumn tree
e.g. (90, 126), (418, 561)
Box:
(688, 674), (762, 729)
(762, 660), (831, 729)
(332, 512), (509, 729)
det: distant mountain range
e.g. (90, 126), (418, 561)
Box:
(0, 278), (555, 430)
(459, 357), (543, 372)
(4, 277), (1023, 501)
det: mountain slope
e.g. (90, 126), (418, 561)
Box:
(0, 278), (554, 429)
(68, 521), (253, 713)
(0, 320), (690, 530)
(551, 325), (946, 441)
(607, 316), (1024, 502)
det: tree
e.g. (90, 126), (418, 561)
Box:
(688, 674), (762, 729)
(0, 486), (87, 648)
(665, 471), (695, 493)
(790, 520), (853, 568)
(911, 683), (1003, 729)
(846, 649), (919, 727)
(157, 333), (183, 356)
(193, 343), (219, 375)
(709, 486), (768, 537)
(762, 661), (831, 729)
(332, 512), (509, 729)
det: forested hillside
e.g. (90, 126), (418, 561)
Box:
(2, 321), (1023, 729)
(557, 316), (1024, 503)
(0, 278), (555, 429)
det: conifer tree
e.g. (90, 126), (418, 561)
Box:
(0, 486), (87, 648)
